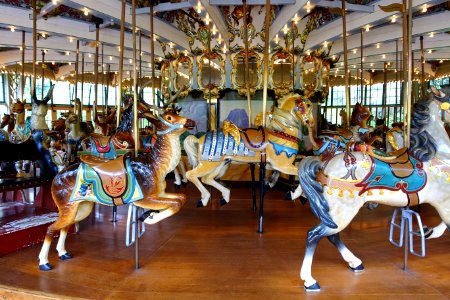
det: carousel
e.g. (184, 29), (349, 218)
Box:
(0, 0), (449, 298)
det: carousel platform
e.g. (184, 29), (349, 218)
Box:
(0, 180), (448, 299)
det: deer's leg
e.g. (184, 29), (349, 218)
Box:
(134, 193), (186, 225)
(186, 162), (222, 207)
(173, 167), (182, 188)
(56, 202), (94, 259)
(38, 202), (83, 271)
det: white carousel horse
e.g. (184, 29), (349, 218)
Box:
(184, 94), (309, 207)
(297, 90), (450, 291)
(30, 85), (55, 131)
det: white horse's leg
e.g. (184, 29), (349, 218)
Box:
(270, 163), (302, 200)
(327, 233), (363, 270)
(300, 224), (332, 292)
(427, 221), (449, 239)
(201, 161), (230, 205)
(173, 167), (181, 187)
(178, 161), (188, 184)
(186, 162), (222, 207)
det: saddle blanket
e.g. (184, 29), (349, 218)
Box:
(201, 130), (256, 161)
(70, 158), (143, 206)
(356, 149), (427, 195)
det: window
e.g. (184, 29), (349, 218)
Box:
(0, 74), (5, 103)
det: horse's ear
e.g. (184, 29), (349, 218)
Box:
(44, 84), (55, 103)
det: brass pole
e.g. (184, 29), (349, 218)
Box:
(95, 23), (99, 117)
(117, 0), (126, 127)
(395, 40), (399, 122)
(21, 31), (25, 100)
(342, 0), (350, 123)
(420, 35), (425, 98)
(75, 39), (79, 101)
(360, 28), (363, 104)
(208, 26), (212, 131)
(150, 4), (156, 111)
(291, 20), (295, 92)
(32, 0), (37, 94)
(139, 29), (142, 96)
(383, 62), (388, 121)
(41, 49), (45, 99)
(243, 0), (252, 126)
(102, 43), (105, 116)
(406, 0), (413, 148)
(132, 0), (139, 157)
(81, 52), (84, 113)
(262, 0), (270, 127)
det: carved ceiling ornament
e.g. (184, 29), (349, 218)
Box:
(231, 49), (262, 97)
(197, 50), (226, 100)
(269, 50), (294, 99)
(173, 54), (193, 98)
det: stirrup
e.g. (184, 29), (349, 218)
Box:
(125, 204), (146, 247)
(389, 207), (426, 257)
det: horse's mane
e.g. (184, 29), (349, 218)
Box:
(117, 105), (133, 133)
(269, 107), (300, 131)
(277, 93), (300, 110)
(409, 99), (437, 162)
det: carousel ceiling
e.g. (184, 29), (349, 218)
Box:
(0, 0), (449, 85)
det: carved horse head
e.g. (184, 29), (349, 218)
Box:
(10, 99), (25, 114)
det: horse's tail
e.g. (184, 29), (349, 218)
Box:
(184, 135), (199, 168)
(299, 156), (338, 229)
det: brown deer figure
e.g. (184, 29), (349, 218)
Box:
(38, 109), (195, 271)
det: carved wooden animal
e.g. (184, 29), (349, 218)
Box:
(38, 110), (195, 271)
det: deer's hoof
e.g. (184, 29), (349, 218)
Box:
(39, 263), (53, 271)
(304, 282), (320, 292)
(350, 263), (365, 272)
(59, 253), (73, 261)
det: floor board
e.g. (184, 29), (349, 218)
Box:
(0, 181), (448, 299)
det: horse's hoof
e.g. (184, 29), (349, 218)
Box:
(300, 196), (308, 205)
(284, 191), (292, 200)
(59, 253), (73, 260)
(39, 263), (53, 271)
(350, 263), (365, 272)
(174, 184), (181, 190)
(139, 209), (159, 222)
(196, 200), (204, 208)
(304, 282), (320, 292)
(423, 226), (433, 238)
(220, 198), (228, 206)
(182, 181), (188, 187)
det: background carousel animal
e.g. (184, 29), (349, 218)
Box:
(0, 113), (14, 141)
(38, 109), (195, 271)
(30, 85), (55, 131)
(184, 94), (309, 207)
(297, 88), (450, 292)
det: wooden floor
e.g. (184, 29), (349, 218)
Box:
(0, 181), (449, 299)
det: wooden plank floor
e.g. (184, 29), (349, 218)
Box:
(0, 181), (448, 299)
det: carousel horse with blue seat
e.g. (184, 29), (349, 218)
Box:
(184, 94), (310, 207)
(38, 108), (195, 271)
(297, 87), (450, 291)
